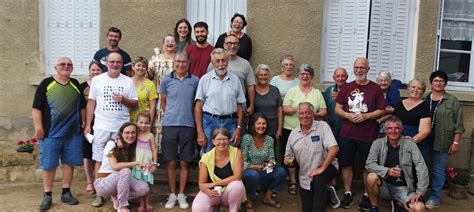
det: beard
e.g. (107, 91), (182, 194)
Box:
(215, 68), (227, 77)
(196, 35), (208, 44)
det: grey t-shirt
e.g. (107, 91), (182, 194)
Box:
(255, 85), (282, 136)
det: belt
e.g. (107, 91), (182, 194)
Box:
(203, 111), (237, 119)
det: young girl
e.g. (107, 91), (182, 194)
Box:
(132, 112), (158, 211)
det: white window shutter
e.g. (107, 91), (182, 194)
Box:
(186, 0), (247, 45)
(44, 0), (99, 75)
(321, 0), (370, 82)
(368, 0), (415, 82)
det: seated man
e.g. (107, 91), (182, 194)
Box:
(365, 116), (428, 212)
(284, 102), (339, 212)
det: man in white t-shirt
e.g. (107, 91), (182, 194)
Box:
(84, 52), (138, 207)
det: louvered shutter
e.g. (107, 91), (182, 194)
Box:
(367, 0), (415, 82)
(321, 0), (370, 82)
(44, 0), (99, 75)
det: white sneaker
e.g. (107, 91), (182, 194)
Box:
(164, 193), (177, 209)
(177, 193), (189, 209)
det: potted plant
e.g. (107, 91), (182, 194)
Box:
(446, 166), (470, 199)
(16, 137), (38, 153)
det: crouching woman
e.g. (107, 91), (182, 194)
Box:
(192, 127), (246, 212)
(94, 122), (150, 212)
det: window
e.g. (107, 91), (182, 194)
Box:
(320, 0), (416, 83)
(186, 0), (247, 45)
(435, 0), (474, 90)
(43, 0), (100, 76)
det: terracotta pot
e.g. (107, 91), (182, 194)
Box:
(448, 182), (469, 199)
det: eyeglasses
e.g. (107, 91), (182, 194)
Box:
(58, 63), (73, 68)
(354, 66), (368, 70)
(107, 60), (123, 65)
(432, 79), (446, 84)
(224, 42), (239, 46)
(299, 72), (311, 76)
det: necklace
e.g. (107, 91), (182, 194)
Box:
(429, 93), (443, 129)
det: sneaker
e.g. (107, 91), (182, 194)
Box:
(425, 200), (440, 209)
(165, 193), (177, 209)
(358, 195), (370, 211)
(340, 192), (353, 209)
(272, 192), (277, 198)
(92, 196), (104, 207)
(61, 192), (79, 205)
(391, 200), (402, 212)
(177, 193), (189, 209)
(370, 206), (379, 212)
(327, 186), (340, 208)
(39, 194), (52, 210)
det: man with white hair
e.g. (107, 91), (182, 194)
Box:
(194, 48), (246, 153)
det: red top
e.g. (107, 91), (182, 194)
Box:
(185, 44), (215, 78)
(335, 80), (386, 142)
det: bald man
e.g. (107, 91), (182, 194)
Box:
(335, 58), (386, 210)
(33, 57), (86, 210)
(84, 52), (138, 207)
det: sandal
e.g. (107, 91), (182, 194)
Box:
(288, 183), (297, 195)
(262, 200), (281, 208)
(86, 183), (96, 194)
(246, 206), (254, 212)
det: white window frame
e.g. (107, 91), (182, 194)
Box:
(186, 0), (247, 45)
(434, 0), (474, 91)
(320, 0), (417, 84)
(42, 0), (100, 76)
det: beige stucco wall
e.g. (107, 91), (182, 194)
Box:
(414, 0), (439, 80)
(100, 0), (186, 61)
(0, 1), (40, 139)
(0, 0), (472, 147)
(247, 0), (324, 80)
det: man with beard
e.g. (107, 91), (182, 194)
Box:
(335, 57), (386, 210)
(93, 27), (132, 76)
(185, 22), (215, 78)
(194, 48), (246, 153)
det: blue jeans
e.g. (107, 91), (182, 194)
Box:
(429, 151), (449, 203)
(203, 113), (236, 153)
(243, 167), (287, 199)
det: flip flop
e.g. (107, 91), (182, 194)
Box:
(246, 206), (254, 212)
(146, 206), (153, 212)
(86, 183), (96, 194)
(288, 183), (297, 195)
(262, 200), (281, 208)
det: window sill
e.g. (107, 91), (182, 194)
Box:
(314, 83), (474, 104)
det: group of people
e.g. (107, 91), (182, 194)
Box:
(32, 13), (464, 212)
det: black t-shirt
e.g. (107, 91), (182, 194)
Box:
(208, 161), (233, 182)
(393, 100), (430, 126)
(32, 77), (86, 138)
(93, 48), (132, 74)
(384, 141), (407, 186)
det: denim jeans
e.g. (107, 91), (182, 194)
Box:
(203, 113), (236, 153)
(429, 151), (449, 203)
(243, 167), (287, 199)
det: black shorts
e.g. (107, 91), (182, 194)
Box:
(338, 136), (372, 169)
(162, 126), (196, 162)
(83, 136), (92, 160)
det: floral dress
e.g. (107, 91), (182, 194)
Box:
(148, 53), (174, 153)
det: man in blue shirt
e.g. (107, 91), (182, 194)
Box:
(160, 52), (199, 209)
(194, 48), (246, 153)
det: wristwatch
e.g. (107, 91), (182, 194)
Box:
(453, 141), (460, 145)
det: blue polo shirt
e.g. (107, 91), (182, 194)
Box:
(160, 71), (199, 127)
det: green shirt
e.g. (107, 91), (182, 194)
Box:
(241, 134), (275, 169)
(425, 92), (464, 152)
